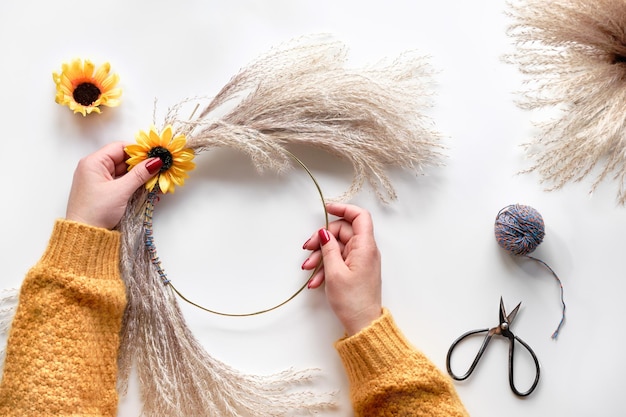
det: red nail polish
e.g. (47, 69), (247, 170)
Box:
(318, 228), (331, 245)
(301, 258), (310, 269)
(146, 158), (163, 175)
(302, 238), (311, 249)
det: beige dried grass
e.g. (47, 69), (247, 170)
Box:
(117, 34), (443, 416)
(505, 0), (626, 204)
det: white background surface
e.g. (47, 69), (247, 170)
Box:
(1, 1), (625, 416)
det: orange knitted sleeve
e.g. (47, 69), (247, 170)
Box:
(335, 308), (469, 417)
(0, 220), (127, 417)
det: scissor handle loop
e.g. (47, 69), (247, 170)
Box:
(446, 329), (541, 397)
(446, 328), (491, 381)
(508, 335), (541, 397)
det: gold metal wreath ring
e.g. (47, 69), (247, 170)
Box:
(143, 149), (329, 317)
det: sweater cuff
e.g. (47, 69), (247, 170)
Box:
(38, 219), (121, 281)
(334, 308), (415, 385)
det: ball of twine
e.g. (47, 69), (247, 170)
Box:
(494, 204), (545, 256)
(494, 203), (567, 339)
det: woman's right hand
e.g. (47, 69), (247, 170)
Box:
(302, 203), (383, 336)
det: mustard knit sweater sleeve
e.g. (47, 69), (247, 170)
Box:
(335, 308), (469, 417)
(0, 220), (127, 417)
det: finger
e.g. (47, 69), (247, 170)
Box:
(307, 269), (325, 289)
(330, 220), (355, 246)
(301, 250), (322, 271)
(317, 227), (348, 276)
(116, 157), (162, 197)
(98, 141), (130, 165)
(302, 235), (317, 250)
(114, 160), (129, 177)
(87, 142), (130, 178)
(113, 141), (144, 177)
(303, 221), (351, 249)
(76, 142), (123, 177)
(325, 202), (374, 236)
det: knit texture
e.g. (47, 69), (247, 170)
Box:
(0, 220), (126, 417)
(0, 220), (468, 416)
(335, 308), (469, 417)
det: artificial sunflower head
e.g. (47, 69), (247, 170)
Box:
(125, 125), (196, 194)
(52, 58), (122, 116)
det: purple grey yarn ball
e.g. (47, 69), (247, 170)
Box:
(494, 204), (545, 256)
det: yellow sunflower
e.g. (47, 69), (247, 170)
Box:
(52, 58), (121, 116)
(125, 125), (196, 194)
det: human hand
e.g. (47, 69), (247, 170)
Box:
(302, 203), (382, 336)
(65, 141), (162, 229)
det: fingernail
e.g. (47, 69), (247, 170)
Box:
(146, 158), (163, 175)
(302, 238), (311, 249)
(301, 258), (310, 269)
(318, 228), (331, 245)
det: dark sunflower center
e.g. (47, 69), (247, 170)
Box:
(73, 82), (102, 106)
(148, 147), (174, 172)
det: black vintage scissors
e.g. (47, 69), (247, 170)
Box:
(445, 297), (541, 397)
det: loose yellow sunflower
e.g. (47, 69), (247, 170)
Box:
(52, 58), (122, 116)
(125, 125), (196, 194)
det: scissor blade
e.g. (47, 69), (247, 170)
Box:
(506, 302), (521, 325)
(499, 297), (521, 326)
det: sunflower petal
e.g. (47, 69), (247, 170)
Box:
(126, 156), (148, 167)
(177, 160), (196, 171)
(135, 130), (151, 148)
(159, 174), (172, 194)
(149, 127), (162, 146)
(83, 59), (95, 78)
(94, 62), (111, 83)
(170, 173), (185, 186)
(168, 136), (187, 153)
(67, 60), (83, 81)
(127, 125), (195, 193)
(161, 125), (173, 145)
(146, 176), (159, 191)
(173, 151), (195, 162)
(101, 74), (120, 92)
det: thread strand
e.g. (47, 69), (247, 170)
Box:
(495, 204), (567, 339)
(526, 256), (566, 339)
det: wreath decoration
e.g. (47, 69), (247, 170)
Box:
(130, 126), (329, 317)
(115, 35), (443, 416)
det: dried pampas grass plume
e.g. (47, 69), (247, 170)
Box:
(505, 0), (626, 204)
(169, 36), (442, 202)
(117, 34), (443, 416)
(0, 288), (18, 375)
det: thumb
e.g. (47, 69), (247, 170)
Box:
(318, 228), (347, 274)
(118, 157), (162, 196)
